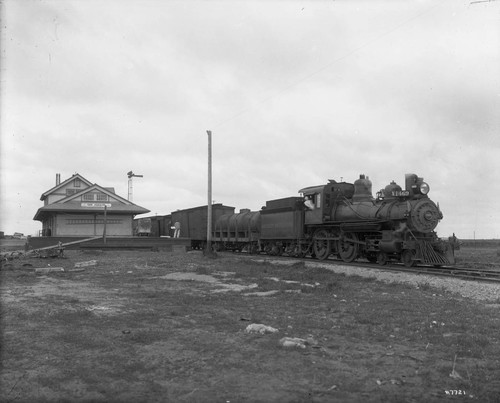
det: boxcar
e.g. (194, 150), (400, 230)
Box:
(134, 217), (152, 236)
(133, 215), (172, 237)
(171, 204), (235, 249)
(150, 214), (172, 237)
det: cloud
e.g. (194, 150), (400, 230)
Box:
(1, 0), (499, 239)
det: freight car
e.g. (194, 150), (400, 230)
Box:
(148, 215), (172, 237)
(213, 173), (457, 267)
(213, 197), (306, 256)
(213, 208), (261, 253)
(171, 204), (235, 249)
(133, 217), (152, 236)
(133, 215), (172, 237)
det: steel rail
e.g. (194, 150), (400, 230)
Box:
(230, 252), (500, 283)
(360, 263), (500, 283)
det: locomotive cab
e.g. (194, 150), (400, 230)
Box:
(300, 180), (356, 225)
(299, 185), (325, 225)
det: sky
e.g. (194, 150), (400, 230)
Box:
(1, 0), (499, 239)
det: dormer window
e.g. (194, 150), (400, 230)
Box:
(82, 192), (108, 201)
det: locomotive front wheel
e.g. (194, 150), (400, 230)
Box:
(313, 230), (331, 260)
(377, 252), (388, 266)
(401, 250), (417, 267)
(339, 232), (359, 263)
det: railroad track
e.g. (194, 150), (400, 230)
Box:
(229, 252), (500, 283)
(358, 263), (500, 283)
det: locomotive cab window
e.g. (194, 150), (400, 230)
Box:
(304, 195), (314, 209)
(304, 193), (320, 209)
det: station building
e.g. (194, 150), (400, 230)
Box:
(33, 173), (150, 237)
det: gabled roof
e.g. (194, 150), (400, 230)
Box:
(40, 173), (93, 201)
(34, 175), (150, 221)
(59, 184), (132, 205)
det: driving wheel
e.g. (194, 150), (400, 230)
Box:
(313, 229), (331, 260)
(339, 232), (359, 263)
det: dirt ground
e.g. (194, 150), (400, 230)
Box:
(1, 245), (500, 402)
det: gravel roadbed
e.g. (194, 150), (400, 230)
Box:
(255, 257), (500, 302)
(309, 262), (500, 302)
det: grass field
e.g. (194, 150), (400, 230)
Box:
(1, 243), (499, 402)
(454, 242), (500, 271)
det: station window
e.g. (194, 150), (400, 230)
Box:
(74, 178), (81, 187)
(83, 193), (95, 201)
(96, 193), (108, 201)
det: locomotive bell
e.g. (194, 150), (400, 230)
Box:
(352, 174), (373, 202)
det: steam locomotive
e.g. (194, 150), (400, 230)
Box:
(213, 173), (457, 267)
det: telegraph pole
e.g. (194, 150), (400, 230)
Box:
(206, 130), (213, 255)
(103, 204), (107, 244)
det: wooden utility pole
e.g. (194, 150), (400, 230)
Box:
(206, 130), (213, 253)
(103, 205), (107, 244)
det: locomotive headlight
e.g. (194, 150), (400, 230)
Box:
(419, 182), (430, 195)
